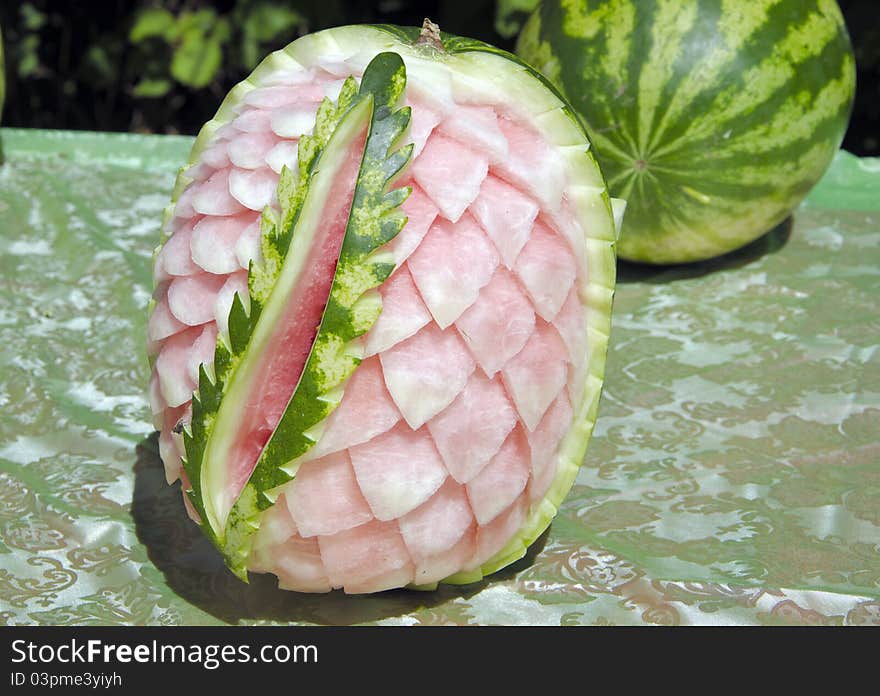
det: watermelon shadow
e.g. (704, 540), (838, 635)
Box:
(132, 433), (548, 625)
(615, 216), (793, 284)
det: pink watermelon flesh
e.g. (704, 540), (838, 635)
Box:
(167, 274), (225, 327)
(273, 534), (333, 593)
(148, 294), (186, 343)
(468, 496), (528, 571)
(398, 477), (474, 562)
(363, 267), (432, 357)
(304, 356), (401, 459)
(191, 214), (257, 274)
(348, 423), (448, 521)
(455, 267), (536, 377)
(470, 175), (537, 268)
(514, 218), (577, 322)
(466, 426), (531, 525)
(414, 525), (477, 586)
(384, 183), (438, 267)
(285, 451), (373, 537)
(251, 492), (298, 557)
(407, 213), (499, 329)
(526, 395), (572, 502)
(149, 63), (588, 593)
(426, 370), (517, 484)
(192, 169), (247, 216)
(318, 519), (415, 593)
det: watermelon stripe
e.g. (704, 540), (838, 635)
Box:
(620, 1), (656, 156)
(587, 127), (638, 166)
(653, 0), (848, 158)
(631, 147), (836, 217)
(647, 0), (804, 151)
(649, 0), (784, 153)
(536, 2), (640, 157)
(537, 0), (850, 165)
(635, 0), (700, 153)
(661, 48), (855, 165)
(597, 0), (635, 98)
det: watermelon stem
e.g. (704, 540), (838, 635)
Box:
(415, 18), (444, 52)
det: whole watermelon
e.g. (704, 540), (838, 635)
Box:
(517, 0), (856, 264)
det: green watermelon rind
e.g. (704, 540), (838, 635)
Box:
(154, 24), (618, 587)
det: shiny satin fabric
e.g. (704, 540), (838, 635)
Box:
(0, 129), (877, 625)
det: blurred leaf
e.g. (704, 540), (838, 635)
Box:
(132, 78), (172, 98)
(17, 34), (40, 78)
(20, 3), (47, 32)
(244, 3), (306, 42)
(80, 35), (127, 90)
(495, 0), (540, 39)
(241, 3), (307, 68)
(213, 17), (232, 45)
(84, 44), (115, 83)
(130, 8), (176, 43)
(177, 9), (219, 35)
(171, 28), (222, 88)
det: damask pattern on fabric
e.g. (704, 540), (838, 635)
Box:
(0, 131), (877, 625)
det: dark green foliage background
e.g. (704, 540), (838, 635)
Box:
(0, 0), (876, 154)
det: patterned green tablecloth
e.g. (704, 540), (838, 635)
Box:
(1, 128), (878, 626)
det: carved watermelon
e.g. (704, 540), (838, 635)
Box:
(147, 22), (620, 593)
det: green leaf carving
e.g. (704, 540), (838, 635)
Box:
(183, 52), (413, 579)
